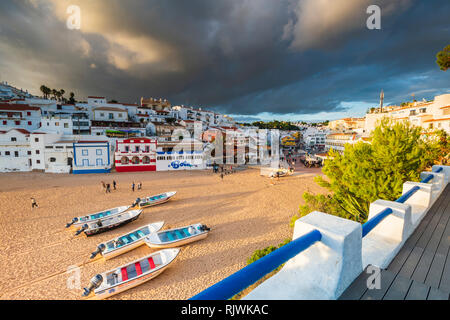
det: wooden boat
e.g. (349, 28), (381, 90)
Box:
(132, 191), (177, 209)
(144, 223), (210, 248)
(90, 221), (165, 260)
(75, 209), (142, 237)
(82, 248), (180, 300)
(65, 205), (130, 229)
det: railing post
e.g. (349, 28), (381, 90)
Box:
(243, 211), (362, 300)
(420, 171), (445, 193)
(432, 165), (449, 184)
(401, 181), (433, 225)
(362, 200), (412, 269)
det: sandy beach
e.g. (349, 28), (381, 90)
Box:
(0, 167), (325, 300)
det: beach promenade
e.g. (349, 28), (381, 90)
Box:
(0, 168), (325, 299)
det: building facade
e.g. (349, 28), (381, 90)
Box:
(72, 141), (111, 174)
(115, 138), (157, 172)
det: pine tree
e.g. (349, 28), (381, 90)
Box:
(291, 118), (448, 225)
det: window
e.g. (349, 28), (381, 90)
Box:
(96, 149), (102, 155)
(64, 123), (69, 128)
(35, 138), (39, 142)
(36, 150), (40, 154)
(50, 157), (56, 162)
(100, 113), (105, 117)
(109, 113), (114, 119)
(5, 151), (10, 156)
(28, 121), (32, 125)
(15, 121), (20, 125)
(135, 146), (140, 152)
(82, 149), (88, 156)
(118, 113), (123, 118)
(14, 151), (19, 157)
(96, 158), (103, 166)
(37, 160), (40, 164)
(45, 146), (53, 149)
(11, 137), (17, 142)
(27, 151), (31, 155)
(27, 112), (31, 116)
(120, 156), (129, 164)
(2, 121), (6, 125)
(55, 122), (59, 126)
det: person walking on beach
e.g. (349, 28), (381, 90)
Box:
(132, 182), (135, 192)
(31, 197), (38, 209)
(101, 181), (106, 192)
(138, 182), (142, 190)
(220, 172), (224, 181)
(113, 180), (117, 190)
(106, 183), (111, 193)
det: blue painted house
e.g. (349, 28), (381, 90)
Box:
(73, 141), (111, 174)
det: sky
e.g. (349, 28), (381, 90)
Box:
(0, 0), (448, 122)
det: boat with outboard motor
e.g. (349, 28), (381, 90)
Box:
(74, 209), (143, 237)
(65, 205), (130, 229)
(90, 221), (164, 260)
(144, 223), (210, 248)
(131, 191), (177, 209)
(82, 248), (180, 299)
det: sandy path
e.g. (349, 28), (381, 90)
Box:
(0, 168), (325, 300)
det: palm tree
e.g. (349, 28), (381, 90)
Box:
(60, 89), (65, 102)
(51, 89), (57, 100)
(68, 92), (76, 104)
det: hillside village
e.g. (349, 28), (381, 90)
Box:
(1, 80), (449, 173)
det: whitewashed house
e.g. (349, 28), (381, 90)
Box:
(0, 103), (41, 132)
(72, 140), (112, 174)
(0, 129), (32, 172)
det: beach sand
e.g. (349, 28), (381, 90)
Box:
(0, 167), (325, 300)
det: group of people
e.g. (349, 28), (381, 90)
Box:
(131, 181), (143, 192)
(100, 180), (143, 193)
(212, 163), (235, 181)
(101, 180), (117, 193)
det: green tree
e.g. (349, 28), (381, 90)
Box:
(291, 118), (447, 224)
(436, 44), (450, 71)
(68, 92), (76, 104)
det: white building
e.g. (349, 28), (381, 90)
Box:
(72, 140), (112, 174)
(156, 151), (206, 171)
(0, 129), (32, 172)
(0, 103), (42, 132)
(44, 140), (74, 173)
(93, 107), (128, 122)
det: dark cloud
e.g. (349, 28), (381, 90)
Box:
(0, 0), (448, 118)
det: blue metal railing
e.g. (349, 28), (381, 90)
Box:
(362, 167), (442, 237)
(189, 229), (322, 300)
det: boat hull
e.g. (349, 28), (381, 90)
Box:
(102, 241), (146, 260)
(89, 267), (167, 300)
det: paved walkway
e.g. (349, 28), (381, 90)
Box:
(339, 184), (450, 300)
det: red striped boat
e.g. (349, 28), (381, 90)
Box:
(82, 248), (180, 299)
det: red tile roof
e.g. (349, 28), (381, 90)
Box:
(0, 103), (40, 111)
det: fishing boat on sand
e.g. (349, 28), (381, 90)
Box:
(144, 223), (210, 248)
(65, 205), (131, 229)
(75, 209), (142, 237)
(82, 248), (180, 299)
(132, 191), (177, 209)
(90, 221), (165, 260)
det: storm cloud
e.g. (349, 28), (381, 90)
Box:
(0, 0), (448, 119)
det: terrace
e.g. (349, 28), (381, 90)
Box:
(189, 165), (450, 300)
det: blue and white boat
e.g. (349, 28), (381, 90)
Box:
(65, 205), (131, 228)
(133, 191), (177, 209)
(90, 221), (165, 260)
(144, 223), (210, 248)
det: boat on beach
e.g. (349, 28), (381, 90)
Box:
(82, 248), (180, 300)
(132, 191), (177, 209)
(75, 209), (143, 237)
(65, 205), (131, 229)
(90, 221), (165, 260)
(144, 223), (210, 248)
